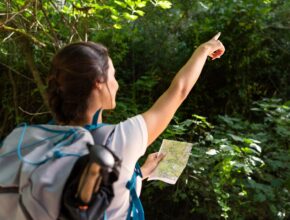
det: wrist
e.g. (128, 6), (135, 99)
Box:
(140, 166), (149, 180)
(196, 44), (211, 55)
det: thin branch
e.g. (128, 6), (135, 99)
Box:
(0, 13), (16, 15)
(266, 24), (290, 30)
(18, 106), (50, 116)
(0, 61), (34, 81)
(2, 32), (15, 42)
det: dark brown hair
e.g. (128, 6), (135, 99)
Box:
(47, 42), (109, 124)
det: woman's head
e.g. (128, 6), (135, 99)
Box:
(47, 42), (118, 125)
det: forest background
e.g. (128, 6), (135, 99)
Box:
(0, 0), (289, 219)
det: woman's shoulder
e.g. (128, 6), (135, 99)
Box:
(91, 114), (147, 145)
(117, 115), (146, 130)
(92, 115), (148, 168)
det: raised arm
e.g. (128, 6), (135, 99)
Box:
(142, 33), (225, 146)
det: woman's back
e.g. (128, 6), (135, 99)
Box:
(92, 115), (147, 219)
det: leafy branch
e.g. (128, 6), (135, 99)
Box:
(1, 25), (46, 47)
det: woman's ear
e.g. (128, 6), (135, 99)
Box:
(94, 81), (103, 91)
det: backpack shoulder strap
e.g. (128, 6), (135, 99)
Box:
(126, 163), (144, 220)
(90, 125), (116, 146)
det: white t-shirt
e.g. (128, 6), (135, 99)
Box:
(97, 115), (148, 220)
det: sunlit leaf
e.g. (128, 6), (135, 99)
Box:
(123, 12), (138, 21)
(206, 149), (218, 155)
(156, 1), (172, 9)
(113, 23), (122, 29)
(135, 10), (145, 16)
(115, 0), (127, 8)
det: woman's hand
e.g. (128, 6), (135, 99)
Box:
(141, 152), (166, 180)
(200, 32), (225, 60)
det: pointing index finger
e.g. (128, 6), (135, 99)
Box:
(213, 32), (221, 40)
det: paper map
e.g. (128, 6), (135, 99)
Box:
(148, 139), (193, 184)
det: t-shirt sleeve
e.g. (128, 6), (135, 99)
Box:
(109, 115), (148, 171)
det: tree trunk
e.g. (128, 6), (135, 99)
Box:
(21, 38), (49, 110)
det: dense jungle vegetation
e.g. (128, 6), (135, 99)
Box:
(0, 0), (289, 219)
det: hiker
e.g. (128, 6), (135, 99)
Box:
(46, 33), (225, 219)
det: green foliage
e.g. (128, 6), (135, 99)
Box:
(142, 98), (290, 219)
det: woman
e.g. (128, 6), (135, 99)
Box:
(47, 33), (225, 219)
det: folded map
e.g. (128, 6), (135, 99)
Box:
(148, 139), (193, 184)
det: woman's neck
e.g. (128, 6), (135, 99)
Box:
(88, 109), (103, 124)
(65, 110), (103, 126)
